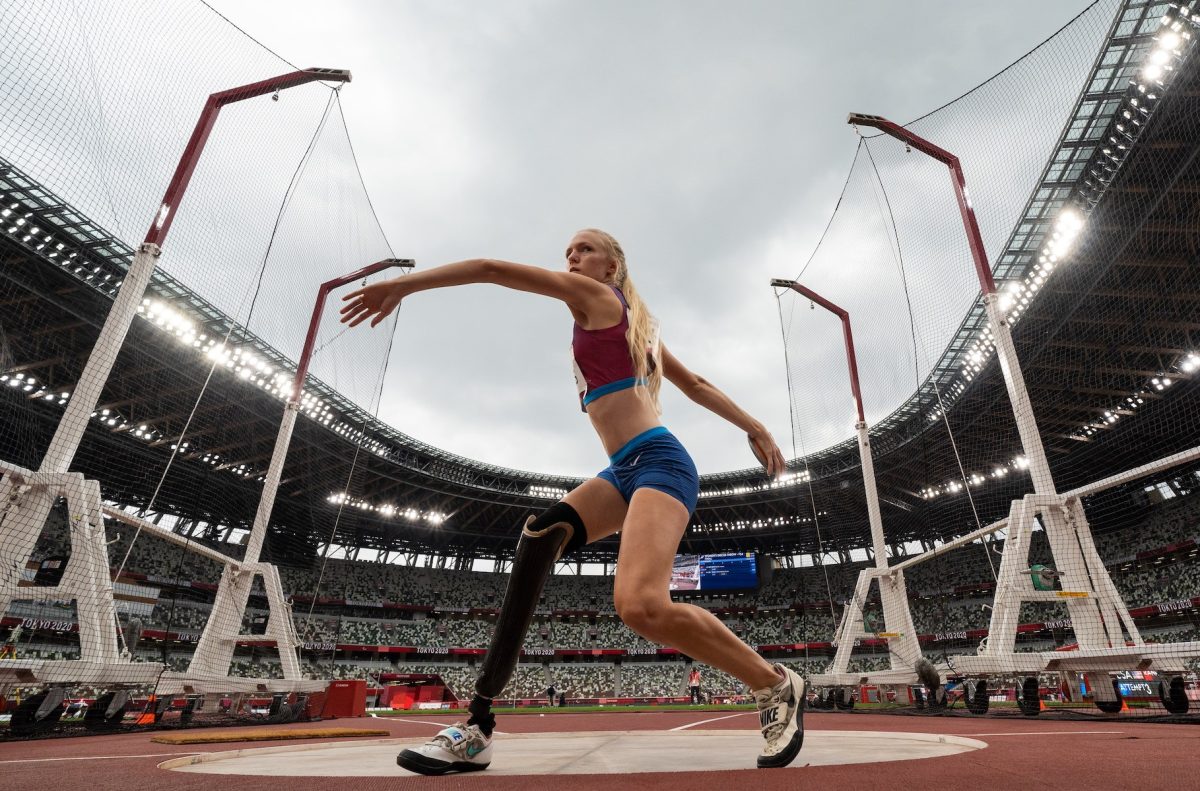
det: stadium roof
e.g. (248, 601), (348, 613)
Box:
(2, 0), (1198, 566)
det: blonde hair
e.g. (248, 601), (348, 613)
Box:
(581, 229), (663, 413)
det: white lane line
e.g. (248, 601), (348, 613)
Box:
(669, 711), (755, 731)
(971, 730), (1124, 736)
(386, 717), (507, 735)
(0, 752), (196, 764)
(386, 717), (458, 729)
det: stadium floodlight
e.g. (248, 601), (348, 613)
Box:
(1140, 7), (1193, 84)
(1083, 10), (1197, 212)
(770, 278), (923, 686)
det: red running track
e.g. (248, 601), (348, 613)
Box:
(1, 710), (1197, 791)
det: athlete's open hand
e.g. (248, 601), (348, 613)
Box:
(747, 428), (787, 479)
(340, 279), (404, 328)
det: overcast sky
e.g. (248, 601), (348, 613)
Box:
(187, 0), (1098, 479)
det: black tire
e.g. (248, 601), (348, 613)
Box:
(1095, 678), (1124, 714)
(9, 692), (47, 736)
(1158, 677), (1189, 715)
(267, 693), (292, 723)
(966, 679), (989, 715)
(9, 691), (65, 735)
(153, 696), (172, 723)
(179, 696), (202, 726)
(1018, 677), (1041, 716)
(929, 684), (947, 711)
(83, 691), (128, 731)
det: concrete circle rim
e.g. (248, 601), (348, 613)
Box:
(159, 729), (989, 776)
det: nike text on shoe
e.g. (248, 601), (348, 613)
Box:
(396, 722), (493, 776)
(754, 664), (806, 769)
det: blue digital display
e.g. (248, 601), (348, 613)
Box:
(670, 552), (759, 592)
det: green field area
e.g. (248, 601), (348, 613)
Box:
(370, 698), (1151, 717)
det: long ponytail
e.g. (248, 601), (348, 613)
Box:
(581, 229), (662, 414)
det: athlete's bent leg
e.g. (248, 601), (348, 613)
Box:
(399, 502), (584, 775)
(465, 478), (625, 737)
(611, 488), (804, 768)
(612, 488), (779, 689)
(465, 502), (583, 731)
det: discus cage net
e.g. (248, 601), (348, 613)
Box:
(773, 0), (1200, 717)
(0, 0), (409, 732)
(3, 0), (1200, 734)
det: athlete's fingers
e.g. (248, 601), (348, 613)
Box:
(369, 302), (390, 327)
(339, 304), (369, 324)
(346, 306), (376, 327)
(370, 295), (402, 327)
(342, 287), (367, 302)
(770, 446), (786, 479)
(753, 433), (782, 478)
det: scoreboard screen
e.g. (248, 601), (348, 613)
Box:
(670, 552), (760, 592)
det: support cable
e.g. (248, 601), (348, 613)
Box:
(862, 137), (998, 581)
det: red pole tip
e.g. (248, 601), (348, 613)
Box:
(304, 68), (352, 83)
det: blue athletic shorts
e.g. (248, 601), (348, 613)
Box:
(596, 426), (699, 515)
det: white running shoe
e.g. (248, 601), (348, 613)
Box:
(396, 722), (493, 776)
(754, 663), (806, 769)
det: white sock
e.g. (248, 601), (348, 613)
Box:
(754, 666), (788, 697)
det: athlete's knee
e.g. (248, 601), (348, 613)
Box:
(614, 591), (672, 638)
(527, 500), (588, 559)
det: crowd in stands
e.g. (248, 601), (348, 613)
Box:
(6, 479), (1200, 694)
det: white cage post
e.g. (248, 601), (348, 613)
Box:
(181, 258), (411, 690)
(771, 280), (923, 694)
(0, 69), (350, 702)
(845, 112), (1200, 710)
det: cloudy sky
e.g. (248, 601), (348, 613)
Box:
(19, 0), (1089, 480)
(191, 0), (1102, 479)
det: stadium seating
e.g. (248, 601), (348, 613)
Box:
(6, 487), (1198, 697)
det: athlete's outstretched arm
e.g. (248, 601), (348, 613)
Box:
(661, 343), (787, 478)
(339, 258), (614, 327)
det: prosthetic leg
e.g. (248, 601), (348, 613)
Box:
(467, 502), (586, 734)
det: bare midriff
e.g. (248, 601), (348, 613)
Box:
(585, 386), (663, 458)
